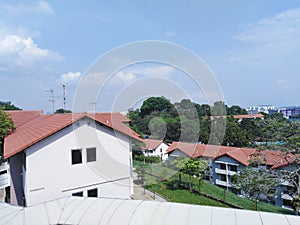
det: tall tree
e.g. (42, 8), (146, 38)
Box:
(232, 168), (278, 210)
(140, 96), (174, 117)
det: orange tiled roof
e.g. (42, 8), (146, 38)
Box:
(166, 142), (236, 159)
(210, 114), (264, 120)
(5, 110), (43, 128)
(4, 112), (142, 159)
(142, 139), (165, 150)
(167, 141), (298, 168)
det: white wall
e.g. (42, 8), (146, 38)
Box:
(25, 117), (132, 206)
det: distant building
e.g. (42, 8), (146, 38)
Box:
(269, 106), (300, 118)
(141, 139), (170, 161)
(246, 105), (275, 114)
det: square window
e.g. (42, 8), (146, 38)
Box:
(220, 164), (226, 170)
(87, 147), (96, 162)
(87, 188), (98, 197)
(72, 191), (83, 197)
(71, 149), (82, 165)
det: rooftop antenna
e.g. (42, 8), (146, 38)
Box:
(62, 84), (66, 111)
(44, 89), (57, 113)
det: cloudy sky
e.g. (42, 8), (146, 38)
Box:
(1, 1), (300, 113)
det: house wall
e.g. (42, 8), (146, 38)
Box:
(9, 152), (24, 206)
(144, 143), (169, 161)
(24, 117), (132, 206)
(166, 149), (189, 162)
(211, 155), (244, 190)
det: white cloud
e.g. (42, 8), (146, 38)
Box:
(230, 7), (300, 66)
(234, 7), (300, 46)
(164, 31), (177, 37)
(115, 71), (137, 83)
(0, 0), (53, 15)
(124, 65), (175, 77)
(61, 72), (81, 83)
(0, 35), (61, 70)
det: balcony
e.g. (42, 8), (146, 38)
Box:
(215, 168), (237, 176)
(0, 173), (10, 189)
(215, 179), (232, 187)
(0, 162), (10, 189)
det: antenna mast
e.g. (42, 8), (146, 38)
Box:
(45, 89), (55, 113)
(63, 84), (66, 111)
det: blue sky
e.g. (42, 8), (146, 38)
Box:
(1, 0), (300, 113)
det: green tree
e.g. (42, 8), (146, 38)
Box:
(170, 157), (208, 192)
(227, 105), (248, 115)
(54, 108), (72, 114)
(232, 168), (277, 210)
(140, 96), (174, 117)
(0, 101), (21, 110)
(223, 116), (250, 147)
(0, 111), (15, 144)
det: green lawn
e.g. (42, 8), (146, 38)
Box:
(134, 161), (294, 215)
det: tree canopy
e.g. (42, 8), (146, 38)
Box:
(0, 101), (21, 110)
(0, 111), (14, 143)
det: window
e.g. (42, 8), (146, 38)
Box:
(71, 149), (82, 165)
(72, 191), (83, 197)
(230, 165), (237, 172)
(87, 188), (98, 197)
(87, 147), (96, 162)
(220, 174), (227, 182)
(220, 163), (226, 170)
(160, 148), (162, 153)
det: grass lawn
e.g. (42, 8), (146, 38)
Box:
(135, 161), (294, 215)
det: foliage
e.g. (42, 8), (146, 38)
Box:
(54, 108), (72, 114)
(0, 101), (21, 110)
(0, 111), (15, 145)
(169, 157), (208, 192)
(140, 96), (174, 117)
(133, 155), (162, 164)
(232, 168), (278, 210)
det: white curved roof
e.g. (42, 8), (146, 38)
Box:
(1, 197), (299, 225)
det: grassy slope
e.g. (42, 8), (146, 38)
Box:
(135, 161), (294, 215)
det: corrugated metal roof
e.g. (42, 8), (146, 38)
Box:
(0, 197), (299, 225)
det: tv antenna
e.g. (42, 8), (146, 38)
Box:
(44, 89), (58, 113)
(62, 84), (66, 111)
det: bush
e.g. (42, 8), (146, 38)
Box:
(133, 155), (162, 164)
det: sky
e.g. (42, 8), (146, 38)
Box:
(1, 0), (300, 113)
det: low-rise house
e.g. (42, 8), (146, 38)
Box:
(141, 139), (169, 161)
(3, 111), (142, 206)
(167, 141), (299, 209)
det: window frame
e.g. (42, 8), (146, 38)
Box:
(87, 188), (98, 197)
(86, 147), (97, 162)
(71, 149), (82, 165)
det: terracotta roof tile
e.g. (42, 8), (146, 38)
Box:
(5, 110), (43, 128)
(4, 112), (142, 159)
(167, 141), (297, 169)
(142, 139), (165, 150)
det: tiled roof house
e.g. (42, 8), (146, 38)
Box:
(2, 111), (142, 206)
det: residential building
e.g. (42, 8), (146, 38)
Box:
(3, 111), (142, 206)
(141, 139), (169, 161)
(166, 141), (299, 209)
(269, 106), (300, 119)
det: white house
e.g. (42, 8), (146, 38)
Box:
(3, 111), (142, 206)
(141, 139), (169, 161)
